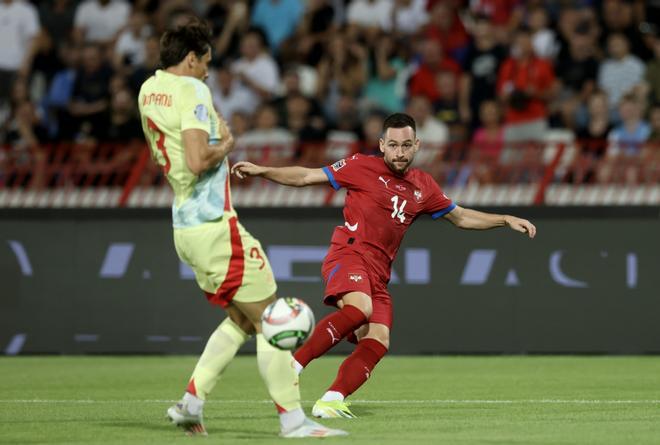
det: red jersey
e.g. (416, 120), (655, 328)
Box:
(408, 59), (462, 102)
(322, 154), (455, 281)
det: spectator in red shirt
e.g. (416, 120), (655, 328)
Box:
(424, 1), (470, 63)
(472, 99), (504, 162)
(408, 38), (461, 103)
(497, 27), (557, 143)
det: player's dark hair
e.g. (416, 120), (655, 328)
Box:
(160, 18), (213, 68)
(383, 113), (416, 134)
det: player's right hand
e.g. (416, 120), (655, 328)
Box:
(231, 161), (265, 179)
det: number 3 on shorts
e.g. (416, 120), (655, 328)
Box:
(250, 247), (266, 270)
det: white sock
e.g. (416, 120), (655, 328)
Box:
(320, 391), (344, 402)
(293, 359), (304, 376)
(187, 318), (250, 400)
(256, 335), (302, 413)
(279, 407), (305, 432)
(183, 391), (204, 415)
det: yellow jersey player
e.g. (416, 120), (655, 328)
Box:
(137, 19), (346, 438)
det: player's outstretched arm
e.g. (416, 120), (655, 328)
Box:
(231, 161), (329, 187)
(443, 205), (536, 238)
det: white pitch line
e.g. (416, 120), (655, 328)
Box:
(2, 399), (660, 405)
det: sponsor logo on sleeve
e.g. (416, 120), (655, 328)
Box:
(332, 159), (346, 171)
(194, 104), (209, 122)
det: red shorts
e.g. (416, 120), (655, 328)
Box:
(321, 249), (393, 329)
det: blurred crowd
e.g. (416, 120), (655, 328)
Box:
(2, 0), (660, 185)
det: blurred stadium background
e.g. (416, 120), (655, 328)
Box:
(2, 1), (660, 443)
(1, 0), (660, 349)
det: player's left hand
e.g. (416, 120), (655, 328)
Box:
(231, 161), (265, 179)
(505, 216), (536, 238)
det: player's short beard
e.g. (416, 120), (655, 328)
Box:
(385, 156), (412, 174)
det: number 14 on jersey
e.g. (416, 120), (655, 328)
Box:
(391, 196), (407, 223)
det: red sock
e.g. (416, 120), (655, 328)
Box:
(186, 378), (197, 396)
(328, 338), (388, 398)
(294, 305), (367, 367)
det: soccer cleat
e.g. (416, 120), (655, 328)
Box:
(166, 402), (208, 436)
(311, 400), (357, 419)
(280, 417), (348, 438)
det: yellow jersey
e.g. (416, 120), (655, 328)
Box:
(138, 70), (231, 228)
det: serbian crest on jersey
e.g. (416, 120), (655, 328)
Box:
(349, 273), (363, 282)
(414, 190), (423, 202)
(332, 159), (346, 171)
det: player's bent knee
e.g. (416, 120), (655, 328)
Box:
(364, 324), (390, 349)
(341, 291), (373, 319)
(233, 294), (277, 333)
(354, 324), (370, 342)
(226, 305), (256, 335)
(234, 315), (256, 336)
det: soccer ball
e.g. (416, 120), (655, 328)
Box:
(261, 297), (315, 350)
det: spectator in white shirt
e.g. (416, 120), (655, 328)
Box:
(237, 103), (295, 148)
(406, 94), (449, 168)
(406, 94), (449, 146)
(231, 29), (281, 113)
(388, 0), (428, 35)
(113, 11), (151, 72)
(74, 0), (130, 45)
(0, 0), (40, 101)
(528, 7), (558, 60)
(347, 0), (392, 31)
(597, 33), (645, 113)
(208, 64), (255, 120)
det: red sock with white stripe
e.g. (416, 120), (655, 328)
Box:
(326, 338), (388, 399)
(293, 305), (367, 369)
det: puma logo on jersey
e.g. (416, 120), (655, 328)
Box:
(378, 176), (390, 188)
(349, 274), (363, 282)
(345, 221), (359, 232)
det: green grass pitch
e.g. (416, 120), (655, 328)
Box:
(1, 355), (660, 444)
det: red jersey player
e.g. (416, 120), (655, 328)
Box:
(232, 113), (536, 419)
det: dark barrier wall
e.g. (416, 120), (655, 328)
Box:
(1, 208), (659, 355)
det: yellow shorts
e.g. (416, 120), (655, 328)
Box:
(173, 213), (277, 307)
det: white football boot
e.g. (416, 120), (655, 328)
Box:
(280, 417), (349, 438)
(166, 402), (207, 436)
